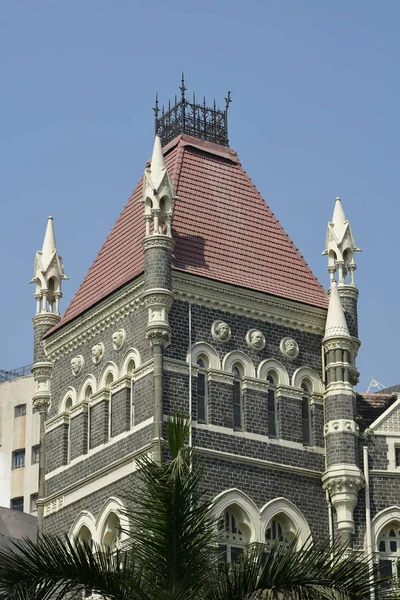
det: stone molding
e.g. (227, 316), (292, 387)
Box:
(45, 495), (64, 516)
(337, 286), (359, 300)
(276, 385), (303, 401)
(310, 392), (324, 406)
(324, 419), (359, 437)
(45, 412), (70, 433)
(324, 382), (355, 398)
(146, 328), (171, 347)
(143, 288), (174, 311)
(164, 358), (190, 375)
(131, 359), (154, 382)
(31, 361), (53, 379)
(172, 272), (327, 334)
(208, 369), (234, 385)
(33, 313), (61, 328)
(44, 278), (145, 361)
(70, 399), (88, 417)
(142, 235), (175, 251)
(111, 375), (132, 394)
(242, 376), (269, 392)
(322, 465), (364, 534)
(371, 397), (400, 435)
(90, 389), (111, 407)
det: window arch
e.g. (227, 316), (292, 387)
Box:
(60, 387), (77, 412)
(266, 372), (277, 438)
(187, 342), (220, 370)
(291, 367), (323, 394)
(121, 348), (142, 376)
(79, 375), (97, 403)
(100, 362), (118, 389)
(222, 351), (255, 378)
(218, 506), (250, 563)
(95, 497), (128, 550)
(260, 498), (312, 549)
(377, 523), (400, 581)
(101, 511), (121, 550)
(232, 363), (243, 430)
(301, 380), (311, 445)
(68, 510), (96, 548)
(197, 355), (209, 424)
(258, 359), (289, 386)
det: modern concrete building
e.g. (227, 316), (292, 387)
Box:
(0, 370), (39, 515)
(27, 81), (400, 581)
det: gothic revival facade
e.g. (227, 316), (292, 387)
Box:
(30, 88), (400, 579)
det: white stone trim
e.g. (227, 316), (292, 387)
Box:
(324, 419), (359, 437)
(60, 387), (77, 411)
(371, 506), (400, 551)
(99, 361), (119, 388)
(111, 375), (131, 394)
(120, 348), (142, 375)
(194, 422), (324, 455)
(222, 351), (255, 377)
(78, 375), (97, 402)
(242, 376), (268, 392)
(131, 359), (154, 382)
(324, 382), (355, 398)
(260, 497), (312, 547)
(187, 342), (220, 370)
(44, 277), (145, 361)
(96, 496), (130, 545)
(276, 385), (303, 401)
(370, 470), (400, 477)
(370, 396), (400, 434)
(70, 400), (88, 417)
(45, 416), (154, 479)
(212, 488), (260, 543)
(164, 358), (190, 375)
(68, 510), (96, 543)
(310, 392), (324, 406)
(172, 272), (327, 334)
(45, 412), (70, 433)
(90, 388), (111, 408)
(208, 369), (234, 385)
(199, 446), (322, 477)
(257, 359), (290, 386)
(292, 367), (324, 394)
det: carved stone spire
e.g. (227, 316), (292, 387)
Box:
(142, 135), (174, 237)
(324, 281), (350, 340)
(323, 197), (361, 287)
(30, 216), (68, 315)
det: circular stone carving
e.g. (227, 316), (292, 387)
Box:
(71, 355), (84, 376)
(246, 329), (266, 350)
(280, 337), (299, 359)
(211, 321), (231, 343)
(112, 328), (126, 351)
(91, 342), (104, 365)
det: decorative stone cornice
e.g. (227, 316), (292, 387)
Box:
(44, 278), (145, 361)
(31, 361), (53, 379)
(131, 359), (154, 382)
(322, 466), (364, 496)
(242, 376), (269, 392)
(32, 313), (61, 329)
(90, 389), (110, 407)
(164, 358), (190, 375)
(324, 419), (359, 437)
(143, 288), (174, 311)
(172, 272), (327, 335)
(276, 385), (303, 401)
(324, 381), (355, 398)
(70, 399), (88, 416)
(45, 412), (70, 433)
(142, 235), (175, 251)
(323, 337), (360, 352)
(33, 393), (51, 414)
(310, 392), (324, 406)
(208, 369), (234, 385)
(337, 286), (359, 300)
(111, 375), (132, 394)
(44, 495), (64, 516)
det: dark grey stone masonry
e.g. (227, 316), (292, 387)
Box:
(111, 388), (131, 437)
(70, 411), (88, 461)
(324, 394), (357, 422)
(325, 432), (360, 468)
(90, 400), (109, 449)
(46, 424), (68, 471)
(338, 289), (358, 339)
(144, 245), (172, 291)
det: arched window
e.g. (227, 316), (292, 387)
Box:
(218, 508), (250, 564)
(127, 359), (136, 427)
(301, 381), (311, 445)
(101, 512), (121, 551)
(265, 517), (293, 550)
(197, 356), (208, 423)
(65, 397), (73, 464)
(378, 524), (400, 581)
(267, 373), (277, 438)
(76, 524), (93, 550)
(232, 365), (243, 430)
(105, 373), (114, 440)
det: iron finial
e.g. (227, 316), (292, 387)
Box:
(180, 72), (187, 102)
(225, 91), (232, 111)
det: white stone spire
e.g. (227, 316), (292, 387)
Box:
(142, 135), (174, 237)
(30, 216), (68, 314)
(323, 197), (361, 287)
(324, 280), (350, 340)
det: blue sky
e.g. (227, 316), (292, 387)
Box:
(1, 1), (399, 391)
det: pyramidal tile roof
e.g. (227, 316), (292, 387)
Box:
(50, 134), (328, 334)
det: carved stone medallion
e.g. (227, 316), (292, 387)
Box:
(91, 342), (104, 365)
(211, 320), (231, 342)
(112, 328), (126, 351)
(71, 355), (84, 376)
(280, 337), (299, 359)
(246, 329), (266, 350)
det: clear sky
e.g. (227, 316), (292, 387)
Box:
(1, 1), (399, 391)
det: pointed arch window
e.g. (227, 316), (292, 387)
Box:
(197, 356), (208, 424)
(378, 524), (400, 581)
(232, 365), (243, 430)
(65, 397), (73, 464)
(301, 382), (311, 445)
(127, 359), (136, 427)
(218, 508), (249, 564)
(267, 373), (277, 438)
(101, 512), (121, 552)
(265, 516), (293, 553)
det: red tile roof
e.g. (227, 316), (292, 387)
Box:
(49, 135), (328, 335)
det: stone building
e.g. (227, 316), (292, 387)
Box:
(31, 85), (400, 580)
(0, 369), (39, 515)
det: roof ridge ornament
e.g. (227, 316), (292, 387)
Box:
(154, 75), (231, 147)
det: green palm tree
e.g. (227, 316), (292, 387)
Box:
(0, 415), (395, 600)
